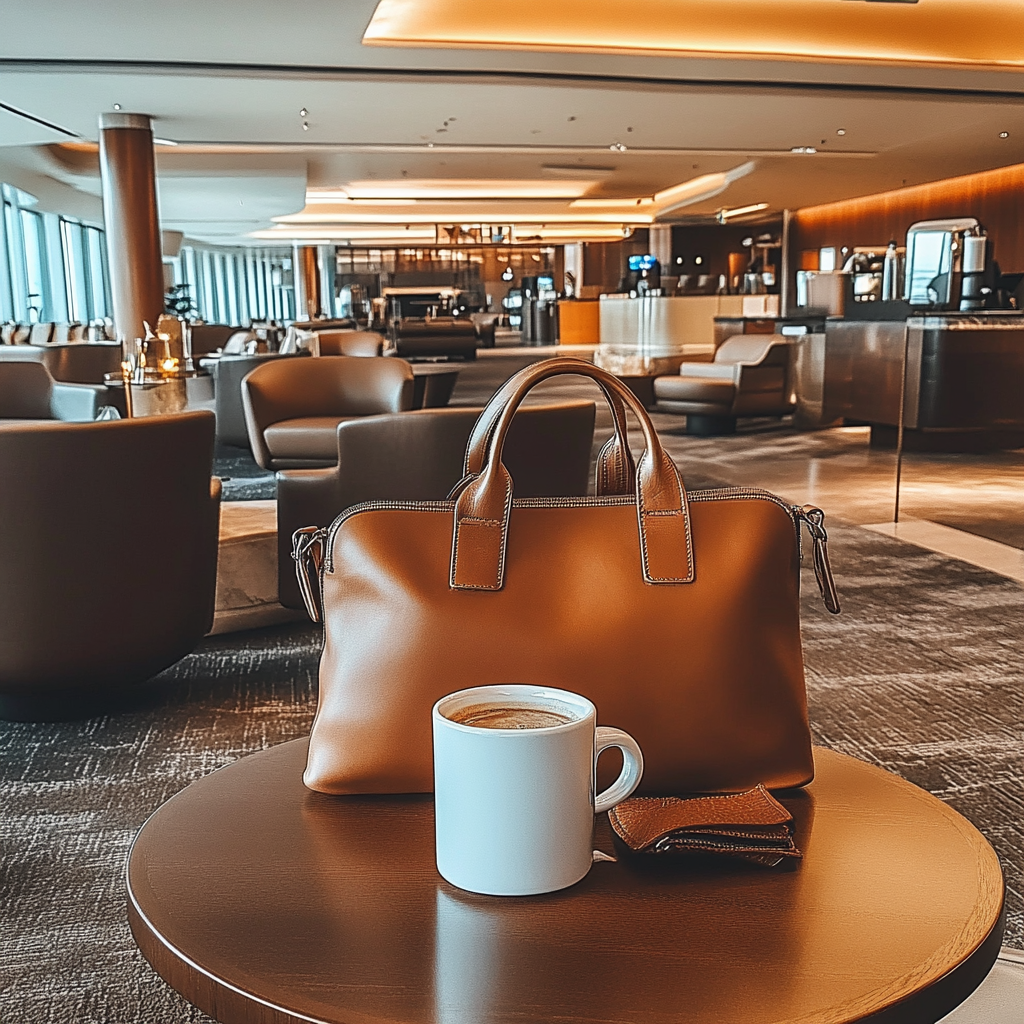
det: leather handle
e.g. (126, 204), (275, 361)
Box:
(462, 365), (636, 497)
(450, 359), (693, 591)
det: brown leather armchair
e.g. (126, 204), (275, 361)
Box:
(0, 411), (220, 720)
(242, 355), (415, 470)
(275, 401), (596, 609)
(315, 330), (385, 356)
(0, 362), (106, 423)
(653, 335), (794, 435)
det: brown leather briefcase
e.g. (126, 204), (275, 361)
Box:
(296, 359), (839, 796)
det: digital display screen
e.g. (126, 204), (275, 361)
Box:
(628, 255), (658, 271)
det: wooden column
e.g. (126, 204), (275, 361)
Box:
(98, 113), (165, 348)
(294, 245), (322, 320)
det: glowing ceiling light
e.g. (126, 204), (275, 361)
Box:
(338, 179), (598, 200)
(363, 0), (1024, 68)
(716, 202), (771, 221)
(273, 210), (653, 225)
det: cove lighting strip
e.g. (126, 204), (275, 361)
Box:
(363, 0), (1024, 67)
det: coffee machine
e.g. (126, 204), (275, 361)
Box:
(904, 218), (993, 311)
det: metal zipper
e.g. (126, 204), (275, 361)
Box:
(300, 487), (840, 617)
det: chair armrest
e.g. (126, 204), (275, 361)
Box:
(678, 362), (740, 384)
(275, 467), (343, 608)
(50, 382), (105, 421)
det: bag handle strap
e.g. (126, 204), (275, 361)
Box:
(462, 366), (636, 496)
(450, 359), (694, 591)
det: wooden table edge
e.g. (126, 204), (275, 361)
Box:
(125, 742), (1006, 1024)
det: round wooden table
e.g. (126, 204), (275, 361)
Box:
(127, 741), (1004, 1024)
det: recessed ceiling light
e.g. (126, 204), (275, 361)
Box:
(113, 103), (121, 110)
(302, 122), (310, 131)
(300, 108), (308, 117)
(837, 128), (847, 135)
(1000, 131), (1010, 138)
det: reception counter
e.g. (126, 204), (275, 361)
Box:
(794, 314), (1024, 448)
(594, 294), (746, 375)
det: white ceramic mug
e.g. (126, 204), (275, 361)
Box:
(432, 684), (644, 896)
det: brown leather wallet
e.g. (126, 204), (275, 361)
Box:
(608, 785), (802, 867)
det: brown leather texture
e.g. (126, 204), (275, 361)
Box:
(0, 411), (220, 720)
(608, 786), (801, 864)
(315, 330), (385, 357)
(305, 359), (814, 796)
(276, 401), (596, 608)
(241, 355), (414, 469)
(264, 416), (360, 460)
(609, 786), (794, 849)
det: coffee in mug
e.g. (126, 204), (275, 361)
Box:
(432, 684), (644, 896)
(446, 703), (576, 730)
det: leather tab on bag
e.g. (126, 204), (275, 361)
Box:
(640, 511), (694, 583)
(450, 465), (512, 590)
(451, 517), (507, 590)
(636, 449), (694, 583)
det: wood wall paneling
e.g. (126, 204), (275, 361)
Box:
(791, 162), (1024, 274)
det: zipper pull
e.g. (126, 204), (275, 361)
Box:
(292, 526), (326, 623)
(796, 505), (841, 615)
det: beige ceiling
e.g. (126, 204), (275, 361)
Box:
(2, 0), (1024, 245)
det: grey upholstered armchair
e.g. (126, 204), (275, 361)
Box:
(653, 335), (794, 435)
(0, 362), (107, 423)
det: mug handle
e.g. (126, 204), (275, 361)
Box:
(593, 727), (644, 814)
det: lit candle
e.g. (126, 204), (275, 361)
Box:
(120, 360), (135, 418)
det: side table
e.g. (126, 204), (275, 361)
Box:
(127, 741), (1003, 1024)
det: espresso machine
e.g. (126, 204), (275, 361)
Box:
(904, 218), (993, 311)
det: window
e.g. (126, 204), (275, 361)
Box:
(175, 243), (296, 325)
(0, 181), (111, 325)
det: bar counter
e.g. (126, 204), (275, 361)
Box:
(797, 314), (1024, 447)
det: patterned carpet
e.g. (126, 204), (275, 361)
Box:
(2, 362), (1022, 1022)
(1, 522), (1021, 1023)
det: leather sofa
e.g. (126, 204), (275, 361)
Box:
(653, 335), (794, 435)
(389, 318), (478, 361)
(242, 355), (415, 469)
(0, 362), (107, 422)
(0, 411), (220, 720)
(0, 340), (122, 384)
(275, 401), (597, 609)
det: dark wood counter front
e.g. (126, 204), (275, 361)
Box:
(127, 740), (1004, 1024)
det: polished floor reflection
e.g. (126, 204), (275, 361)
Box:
(455, 359), (1024, 556)
(650, 422), (1024, 551)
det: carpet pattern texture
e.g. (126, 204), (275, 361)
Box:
(1, 521), (1022, 1023)
(3, 360), (1022, 1021)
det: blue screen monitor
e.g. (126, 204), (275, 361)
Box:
(628, 254), (658, 272)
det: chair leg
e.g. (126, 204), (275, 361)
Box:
(685, 414), (737, 436)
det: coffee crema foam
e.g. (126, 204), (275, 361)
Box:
(447, 702), (578, 730)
